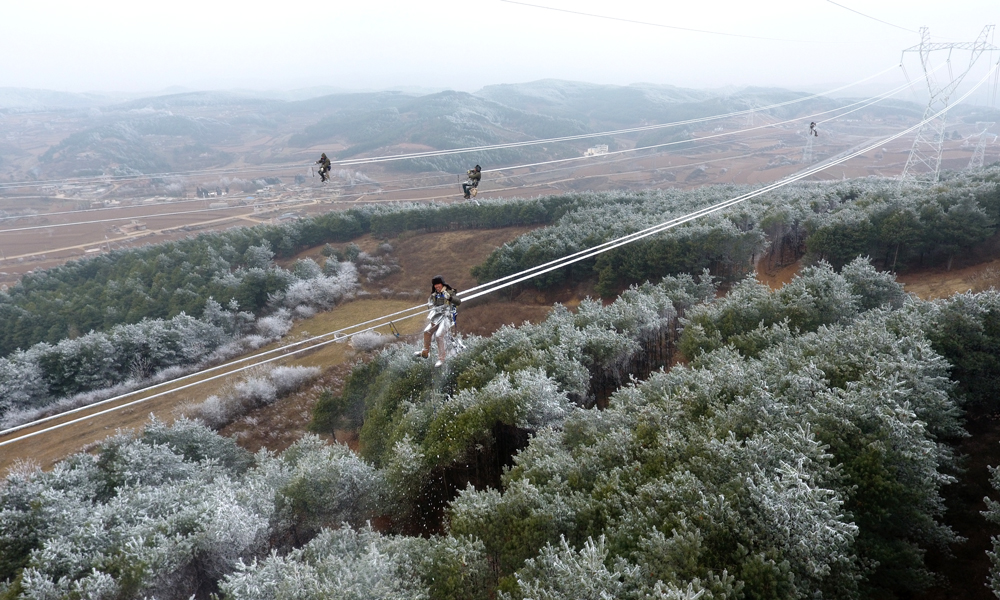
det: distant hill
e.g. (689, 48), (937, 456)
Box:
(4, 79), (999, 185)
(476, 79), (715, 127)
(286, 90), (590, 171)
(108, 91), (281, 111)
(0, 88), (123, 111)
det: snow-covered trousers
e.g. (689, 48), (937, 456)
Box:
(423, 308), (452, 358)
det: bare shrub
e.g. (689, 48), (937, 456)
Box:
(293, 305), (317, 319)
(256, 310), (293, 338)
(354, 252), (400, 283)
(280, 264), (359, 310)
(186, 366), (320, 429)
(233, 376), (278, 407)
(270, 366), (321, 395)
(966, 264), (1000, 292)
(349, 331), (392, 353)
(194, 394), (235, 429)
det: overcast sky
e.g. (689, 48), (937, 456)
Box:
(2, 0), (998, 97)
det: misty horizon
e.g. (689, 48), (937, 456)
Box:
(4, 1), (997, 95)
(1, 77), (990, 112)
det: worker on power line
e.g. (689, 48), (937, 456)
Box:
(316, 153), (332, 182)
(809, 122), (819, 137)
(462, 165), (481, 199)
(414, 275), (461, 367)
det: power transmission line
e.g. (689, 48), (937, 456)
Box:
(824, 0), (917, 34)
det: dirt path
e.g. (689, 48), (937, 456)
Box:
(1, 199), (318, 262)
(897, 259), (1000, 299)
(756, 258), (801, 290)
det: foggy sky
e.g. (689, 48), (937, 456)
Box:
(2, 0), (999, 96)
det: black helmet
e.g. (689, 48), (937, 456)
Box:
(474, 165), (481, 170)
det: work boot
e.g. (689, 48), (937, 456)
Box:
(414, 349), (429, 358)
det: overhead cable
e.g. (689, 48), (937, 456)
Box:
(824, 0), (917, 34)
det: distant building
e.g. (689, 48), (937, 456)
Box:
(115, 220), (147, 234)
(584, 145), (609, 157)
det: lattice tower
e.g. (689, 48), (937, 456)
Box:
(969, 122), (997, 170)
(900, 25), (997, 182)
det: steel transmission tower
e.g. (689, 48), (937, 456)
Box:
(968, 122), (997, 170)
(900, 25), (997, 182)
